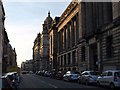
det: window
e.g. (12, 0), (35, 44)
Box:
(102, 72), (108, 76)
(106, 35), (113, 57)
(107, 72), (112, 76)
(82, 72), (88, 75)
(90, 72), (100, 75)
(72, 51), (76, 64)
(114, 72), (120, 77)
(64, 55), (66, 65)
(81, 46), (85, 61)
(68, 53), (71, 65)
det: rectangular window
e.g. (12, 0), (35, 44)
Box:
(81, 46), (85, 61)
(64, 55), (66, 66)
(72, 51), (76, 64)
(61, 56), (63, 66)
(68, 53), (71, 65)
(106, 35), (113, 57)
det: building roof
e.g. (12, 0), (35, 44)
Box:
(44, 11), (53, 24)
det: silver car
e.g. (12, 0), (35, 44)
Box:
(97, 70), (120, 89)
(78, 71), (100, 85)
(63, 71), (80, 81)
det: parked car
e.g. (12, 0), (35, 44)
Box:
(63, 71), (80, 81)
(97, 70), (120, 89)
(78, 70), (100, 85)
(1, 74), (12, 89)
(55, 71), (66, 80)
(44, 71), (51, 77)
(1, 72), (20, 89)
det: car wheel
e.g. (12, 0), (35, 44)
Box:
(63, 77), (66, 81)
(110, 83), (115, 89)
(67, 77), (70, 82)
(85, 80), (89, 85)
(97, 81), (100, 87)
(78, 79), (81, 84)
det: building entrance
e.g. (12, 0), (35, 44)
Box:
(89, 43), (98, 71)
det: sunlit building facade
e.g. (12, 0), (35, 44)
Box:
(49, 17), (60, 71)
(33, 33), (41, 72)
(57, 2), (79, 71)
(40, 12), (53, 71)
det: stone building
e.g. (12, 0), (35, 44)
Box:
(57, 1), (79, 71)
(100, 2), (120, 71)
(2, 29), (9, 73)
(49, 17), (60, 71)
(2, 29), (18, 73)
(21, 62), (25, 71)
(0, 0), (5, 75)
(40, 12), (53, 71)
(7, 44), (17, 68)
(21, 60), (33, 71)
(33, 33), (41, 72)
(77, 2), (120, 72)
(56, 1), (120, 72)
(0, 1), (17, 73)
(77, 2), (113, 72)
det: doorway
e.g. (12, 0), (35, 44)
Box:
(89, 43), (98, 71)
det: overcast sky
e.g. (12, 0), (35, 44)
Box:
(3, 0), (70, 67)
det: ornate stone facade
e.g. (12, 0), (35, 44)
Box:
(49, 17), (60, 71)
(57, 1), (79, 71)
(33, 33), (41, 72)
(56, 1), (120, 72)
(40, 12), (53, 71)
(0, 0), (5, 75)
(77, 2), (120, 72)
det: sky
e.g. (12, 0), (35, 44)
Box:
(3, 0), (71, 67)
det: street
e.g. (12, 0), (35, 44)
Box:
(18, 73), (109, 89)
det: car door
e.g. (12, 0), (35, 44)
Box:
(99, 71), (108, 86)
(106, 71), (113, 86)
(80, 72), (86, 83)
(81, 72), (89, 83)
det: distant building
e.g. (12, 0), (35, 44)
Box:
(2, 29), (9, 73)
(49, 17), (60, 71)
(21, 59), (33, 71)
(40, 12), (53, 71)
(33, 33), (41, 72)
(2, 29), (17, 73)
(21, 62), (25, 71)
(7, 44), (17, 68)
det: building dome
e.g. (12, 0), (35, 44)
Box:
(44, 11), (53, 24)
(42, 11), (53, 34)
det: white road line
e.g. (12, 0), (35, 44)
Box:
(48, 84), (58, 88)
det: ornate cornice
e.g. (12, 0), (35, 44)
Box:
(57, 1), (78, 28)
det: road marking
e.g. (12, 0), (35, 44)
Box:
(48, 84), (58, 88)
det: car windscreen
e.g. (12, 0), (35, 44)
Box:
(90, 72), (100, 75)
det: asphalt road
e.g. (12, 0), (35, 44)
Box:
(18, 74), (109, 89)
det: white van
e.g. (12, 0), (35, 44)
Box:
(97, 70), (120, 89)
